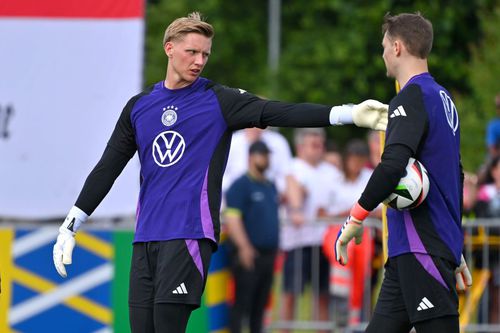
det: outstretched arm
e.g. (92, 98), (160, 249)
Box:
(212, 84), (388, 131)
(261, 99), (388, 130)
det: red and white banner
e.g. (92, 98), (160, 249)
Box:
(0, 0), (144, 218)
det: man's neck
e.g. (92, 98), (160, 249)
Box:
(396, 59), (429, 88)
(164, 69), (193, 90)
(299, 156), (320, 168)
(248, 168), (265, 181)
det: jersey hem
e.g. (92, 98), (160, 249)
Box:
(389, 249), (457, 265)
(133, 234), (217, 245)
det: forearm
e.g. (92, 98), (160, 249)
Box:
(358, 144), (413, 211)
(75, 145), (133, 215)
(285, 175), (305, 210)
(225, 215), (252, 250)
(260, 101), (332, 127)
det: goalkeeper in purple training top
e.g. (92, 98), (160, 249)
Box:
(52, 11), (388, 333)
(335, 12), (472, 333)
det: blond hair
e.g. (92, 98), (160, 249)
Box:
(163, 12), (214, 46)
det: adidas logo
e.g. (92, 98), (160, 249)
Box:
(417, 297), (434, 311)
(172, 282), (188, 295)
(390, 105), (407, 118)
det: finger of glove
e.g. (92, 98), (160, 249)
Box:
(354, 234), (363, 245)
(55, 260), (68, 278)
(62, 237), (76, 265)
(377, 103), (389, 111)
(375, 116), (388, 131)
(335, 239), (348, 265)
(456, 272), (465, 291)
(53, 245), (67, 278)
(362, 99), (388, 110)
(462, 266), (473, 286)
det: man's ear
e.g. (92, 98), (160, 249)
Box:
(164, 42), (173, 57)
(394, 40), (402, 57)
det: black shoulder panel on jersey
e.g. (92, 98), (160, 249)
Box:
(358, 144), (413, 211)
(74, 86), (153, 215)
(211, 84), (266, 130)
(385, 84), (429, 155)
(107, 85), (154, 158)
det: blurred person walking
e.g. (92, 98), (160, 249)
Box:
(225, 141), (279, 333)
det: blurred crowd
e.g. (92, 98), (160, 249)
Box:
(221, 93), (500, 332)
(222, 125), (383, 332)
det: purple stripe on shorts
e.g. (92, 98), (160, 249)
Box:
(414, 253), (449, 290)
(186, 239), (204, 279)
(200, 169), (215, 241)
(403, 211), (449, 290)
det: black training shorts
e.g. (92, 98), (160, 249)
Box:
(373, 253), (459, 324)
(128, 239), (213, 308)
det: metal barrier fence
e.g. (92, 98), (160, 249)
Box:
(264, 218), (500, 333)
(1, 218), (499, 332)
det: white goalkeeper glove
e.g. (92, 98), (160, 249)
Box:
(330, 99), (388, 131)
(455, 254), (473, 291)
(334, 203), (370, 266)
(53, 206), (88, 278)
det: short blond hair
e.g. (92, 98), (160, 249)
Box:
(163, 12), (214, 46)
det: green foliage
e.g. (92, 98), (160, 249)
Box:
(144, 0), (499, 168)
(457, 4), (500, 171)
(144, 0), (269, 90)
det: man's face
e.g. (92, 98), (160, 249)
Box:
(382, 32), (396, 78)
(251, 153), (270, 174)
(300, 135), (325, 165)
(165, 33), (212, 87)
(345, 154), (368, 177)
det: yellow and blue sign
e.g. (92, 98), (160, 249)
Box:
(1, 227), (113, 333)
(0, 227), (231, 332)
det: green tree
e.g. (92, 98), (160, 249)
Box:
(457, 4), (500, 171)
(144, 1), (499, 163)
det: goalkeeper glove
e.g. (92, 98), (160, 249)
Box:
(455, 254), (473, 291)
(334, 202), (370, 266)
(330, 99), (388, 131)
(53, 206), (88, 278)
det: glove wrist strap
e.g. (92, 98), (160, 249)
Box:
(61, 206), (88, 234)
(350, 202), (370, 222)
(329, 105), (354, 125)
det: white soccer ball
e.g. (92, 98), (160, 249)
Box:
(383, 158), (430, 210)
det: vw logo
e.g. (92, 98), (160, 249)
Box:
(152, 131), (186, 167)
(439, 90), (459, 136)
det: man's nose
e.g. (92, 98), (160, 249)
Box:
(194, 53), (205, 65)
